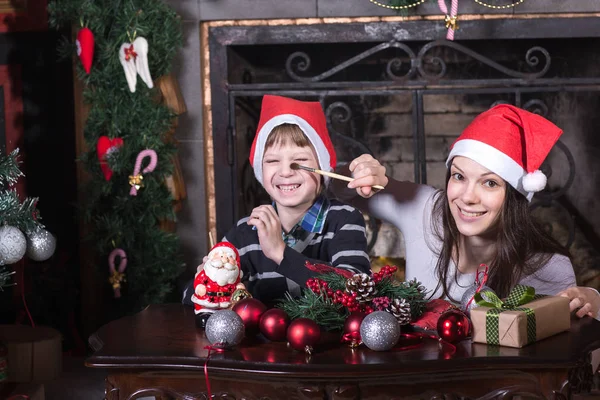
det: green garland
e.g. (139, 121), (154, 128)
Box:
(278, 290), (348, 332)
(279, 269), (428, 331)
(48, 0), (184, 312)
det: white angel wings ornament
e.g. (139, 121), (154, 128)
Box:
(119, 36), (154, 93)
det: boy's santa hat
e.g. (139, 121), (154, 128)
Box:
(208, 241), (240, 267)
(249, 95), (337, 185)
(446, 104), (563, 202)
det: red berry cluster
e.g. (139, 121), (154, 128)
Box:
(306, 278), (333, 297)
(372, 296), (391, 311)
(336, 291), (360, 311)
(306, 278), (375, 313)
(372, 265), (398, 283)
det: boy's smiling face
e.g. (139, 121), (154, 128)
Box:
(262, 140), (321, 213)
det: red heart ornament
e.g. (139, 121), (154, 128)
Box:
(97, 136), (124, 181)
(76, 27), (95, 74)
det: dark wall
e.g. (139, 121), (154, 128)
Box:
(0, 27), (79, 349)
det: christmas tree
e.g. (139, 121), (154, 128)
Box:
(0, 149), (46, 289)
(48, 0), (185, 313)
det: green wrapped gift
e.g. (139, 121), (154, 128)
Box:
(470, 285), (570, 348)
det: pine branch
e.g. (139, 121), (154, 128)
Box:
(376, 277), (428, 319)
(0, 266), (16, 291)
(0, 190), (42, 233)
(278, 291), (348, 331)
(0, 149), (23, 188)
(317, 272), (348, 292)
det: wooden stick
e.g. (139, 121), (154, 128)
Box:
(208, 231), (215, 248)
(312, 168), (385, 191)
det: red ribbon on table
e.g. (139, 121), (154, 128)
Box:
(203, 344), (226, 398)
(394, 332), (457, 357)
(464, 263), (489, 313)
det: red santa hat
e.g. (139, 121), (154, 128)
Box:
(446, 104), (563, 202)
(208, 241), (240, 267)
(249, 95), (337, 185)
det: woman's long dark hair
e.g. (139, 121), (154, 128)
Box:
(431, 168), (570, 300)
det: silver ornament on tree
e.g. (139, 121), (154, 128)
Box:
(26, 228), (57, 262)
(205, 310), (245, 348)
(360, 311), (401, 351)
(0, 225), (27, 265)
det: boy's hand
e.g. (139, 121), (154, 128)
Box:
(558, 286), (600, 319)
(348, 154), (388, 198)
(248, 205), (285, 265)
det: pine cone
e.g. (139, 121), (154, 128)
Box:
(407, 278), (427, 295)
(345, 273), (377, 303)
(387, 298), (412, 325)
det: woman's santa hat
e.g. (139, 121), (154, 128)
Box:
(446, 104), (563, 202)
(208, 241), (240, 267)
(249, 95), (337, 185)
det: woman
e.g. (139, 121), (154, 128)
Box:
(337, 104), (600, 319)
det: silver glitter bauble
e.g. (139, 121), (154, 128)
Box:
(205, 310), (245, 347)
(0, 225), (27, 265)
(460, 285), (495, 316)
(360, 311), (401, 351)
(26, 228), (57, 262)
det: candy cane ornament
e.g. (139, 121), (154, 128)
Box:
(438, 0), (459, 40)
(129, 149), (158, 196)
(108, 248), (127, 298)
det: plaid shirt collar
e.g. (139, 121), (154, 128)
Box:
(296, 194), (330, 234)
(274, 195), (330, 247)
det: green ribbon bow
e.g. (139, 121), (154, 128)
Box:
(474, 285), (542, 345)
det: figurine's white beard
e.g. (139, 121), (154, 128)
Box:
(205, 261), (239, 286)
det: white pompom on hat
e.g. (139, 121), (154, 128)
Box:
(249, 95), (337, 186)
(446, 104), (563, 202)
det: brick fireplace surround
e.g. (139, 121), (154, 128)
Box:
(162, 1), (600, 293)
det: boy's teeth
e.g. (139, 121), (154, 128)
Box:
(278, 184), (299, 192)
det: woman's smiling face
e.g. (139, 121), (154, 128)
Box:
(446, 156), (507, 239)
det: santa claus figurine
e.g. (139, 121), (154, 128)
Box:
(192, 242), (246, 328)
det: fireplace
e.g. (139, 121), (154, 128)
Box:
(201, 16), (600, 286)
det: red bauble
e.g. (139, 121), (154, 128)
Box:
(436, 309), (471, 343)
(287, 318), (321, 354)
(232, 298), (267, 335)
(259, 308), (290, 342)
(76, 27), (95, 74)
(343, 312), (366, 335)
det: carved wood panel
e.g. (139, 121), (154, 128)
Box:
(104, 367), (594, 400)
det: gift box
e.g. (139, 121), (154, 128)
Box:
(470, 285), (570, 348)
(0, 325), (62, 382)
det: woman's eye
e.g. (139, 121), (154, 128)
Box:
(484, 180), (498, 188)
(264, 159), (278, 164)
(451, 172), (463, 180)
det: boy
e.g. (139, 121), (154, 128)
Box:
(183, 95), (371, 307)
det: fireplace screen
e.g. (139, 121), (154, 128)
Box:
(206, 21), (600, 271)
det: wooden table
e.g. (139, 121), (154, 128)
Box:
(87, 304), (600, 400)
